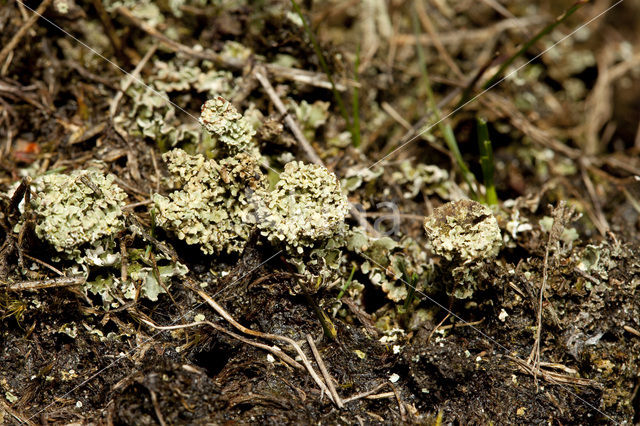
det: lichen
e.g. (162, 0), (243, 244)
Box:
(257, 161), (350, 255)
(30, 169), (127, 258)
(114, 85), (199, 149)
(423, 199), (502, 299)
(423, 199), (502, 263)
(153, 148), (267, 255)
(347, 229), (429, 302)
(391, 160), (451, 199)
(199, 96), (259, 158)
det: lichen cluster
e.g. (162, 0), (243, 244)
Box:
(258, 161), (350, 254)
(153, 149), (266, 255)
(423, 199), (502, 298)
(423, 199), (501, 263)
(114, 85), (199, 149)
(199, 96), (259, 158)
(30, 169), (127, 257)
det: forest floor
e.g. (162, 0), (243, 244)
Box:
(1, 0), (640, 424)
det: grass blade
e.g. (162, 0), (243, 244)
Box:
(476, 117), (498, 206)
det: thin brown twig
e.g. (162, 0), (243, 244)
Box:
(342, 382), (386, 403)
(138, 317), (304, 371)
(306, 334), (344, 408)
(21, 253), (63, 276)
(0, 0), (54, 68)
(116, 6), (349, 91)
(414, 0), (463, 79)
(109, 42), (159, 118)
(147, 387), (167, 426)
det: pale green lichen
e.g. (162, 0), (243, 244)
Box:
(347, 229), (429, 302)
(424, 199), (502, 299)
(293, 100), (330, 141)
(114, 85), (199, 149)
(86, 249), (188, 307)
(257, 161), (350, 254)
(30, 169), (126, 257)
(152, 59), (238, 98)
(423, 199), (501, 263)
(199, 96), (259, 157)
(391, 160), (451, 199)
(153, 149), (266, 255)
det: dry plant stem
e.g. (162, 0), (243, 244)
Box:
(149, 251), (182, 317)
(508, 355), (598, 387)
(91, 0), (124, 58)
(306, 334), (344, 408)
(393, 15), (544, 47)
(124, 212), (178, 262)
(254, 67), (378, 236)
(254, 68), (323, 165)
(139, 317), (304, 370)
(527, 225), (551, 387)
(21, 253), (64, 276)
(414, 0), (463, 79)
(192, 287), (338, 405)
(579, 162), (609, 235)
(4, 275), (86, 291)
(109, 42), (159, 118)
(0, 398), (34, 426)
(624, 325), (640, 338)
(0, 0), (53, 68)
(342, 383), (386, 403)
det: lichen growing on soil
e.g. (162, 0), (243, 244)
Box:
(1, 0), (639, 424)
(29, 168), (127, 258)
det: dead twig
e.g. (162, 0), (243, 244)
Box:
(342, 382), (386, 403)
(508, 355), (599, 387)
(138, 316), (305, 372)
(109, 43), (159, 118)
(116, 6), (348, 91)
(147, 387), (167, 426)
(3, 275), (86, 292)
(21, 253), (63, 276)
(0, 0), (54, 70)
(124, 212), (179, 262)
(306, 334), (344, 408)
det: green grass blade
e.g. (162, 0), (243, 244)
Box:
(476, 117), (498, 205)
(337, 264), (357, 301)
